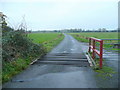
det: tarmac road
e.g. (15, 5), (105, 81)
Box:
(3, 34), (118, 88)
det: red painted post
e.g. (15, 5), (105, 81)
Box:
(88, 37), (103, 69)
(99, 40), (103, 69)
(88, 38), (91, 52)
(92, 40), (96, 59)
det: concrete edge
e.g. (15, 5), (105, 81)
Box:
(30, 55), (45, 65)
(30, 58), (39, 65)
(85, 54), (93, 67)
(85, 52), (97, 67)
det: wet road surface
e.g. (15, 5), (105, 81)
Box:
(3, 34), (118, 88)
(95, 51), (119, 88)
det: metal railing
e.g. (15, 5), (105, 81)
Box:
(88, 37), (103, 69)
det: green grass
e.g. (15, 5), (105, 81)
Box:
(28, 33), (64, 52)
(94, 58), (116, 79)
(28, 33), (62, 44)
(70, 32), (118, 43)
(95, 66), (116, 80)
(2, 58), (32, 83)
(70, 32), (118, 39)
(87, 52), (116, 79)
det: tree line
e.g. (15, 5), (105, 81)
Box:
(30, 28), (118, 33)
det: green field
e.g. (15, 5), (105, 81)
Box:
(70, 32), (119, 52)
(70, 32), (118, 42)
(28, 33), (64, 52)
(28, 33), (62, 44)
(70, 32), (118, 39)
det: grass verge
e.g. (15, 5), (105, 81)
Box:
(86, 52), (116, 79)
(94, 66), (116, 79)
(43, 34), (64, 52)
(2, 58), (32, 83)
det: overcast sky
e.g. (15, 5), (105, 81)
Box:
(0, 0), (119, 31)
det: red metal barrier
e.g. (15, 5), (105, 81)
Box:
(88, 37), (103, 69)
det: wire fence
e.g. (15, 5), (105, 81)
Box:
(95, 39), (120, 53)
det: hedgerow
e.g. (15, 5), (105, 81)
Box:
(2, 30), (46, 63)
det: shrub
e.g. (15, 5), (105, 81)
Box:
(2, 30), (47, 63)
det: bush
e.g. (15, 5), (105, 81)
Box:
(2, 30), (47, 63)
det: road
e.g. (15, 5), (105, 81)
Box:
(3, 34), (118, 88)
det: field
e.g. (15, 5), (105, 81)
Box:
(73, 32), (118, 39)
(28, 33), (64, 52)
(28, 33), (62, 43)
(70, 32), (119, 52)
(70, 32), (118, 41)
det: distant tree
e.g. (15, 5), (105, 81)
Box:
(101, 28), (107, 32)
(53, 30), (57, 32)
(98, 28), (102, 32)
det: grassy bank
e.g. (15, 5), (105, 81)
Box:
(2, 32), (64, 83)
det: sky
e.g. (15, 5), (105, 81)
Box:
(0, 0), (119, 31)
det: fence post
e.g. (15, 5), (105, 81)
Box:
(89, 38), (91, 52)
(99, 40), (103, 69)
(92, 40), (96, 59)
